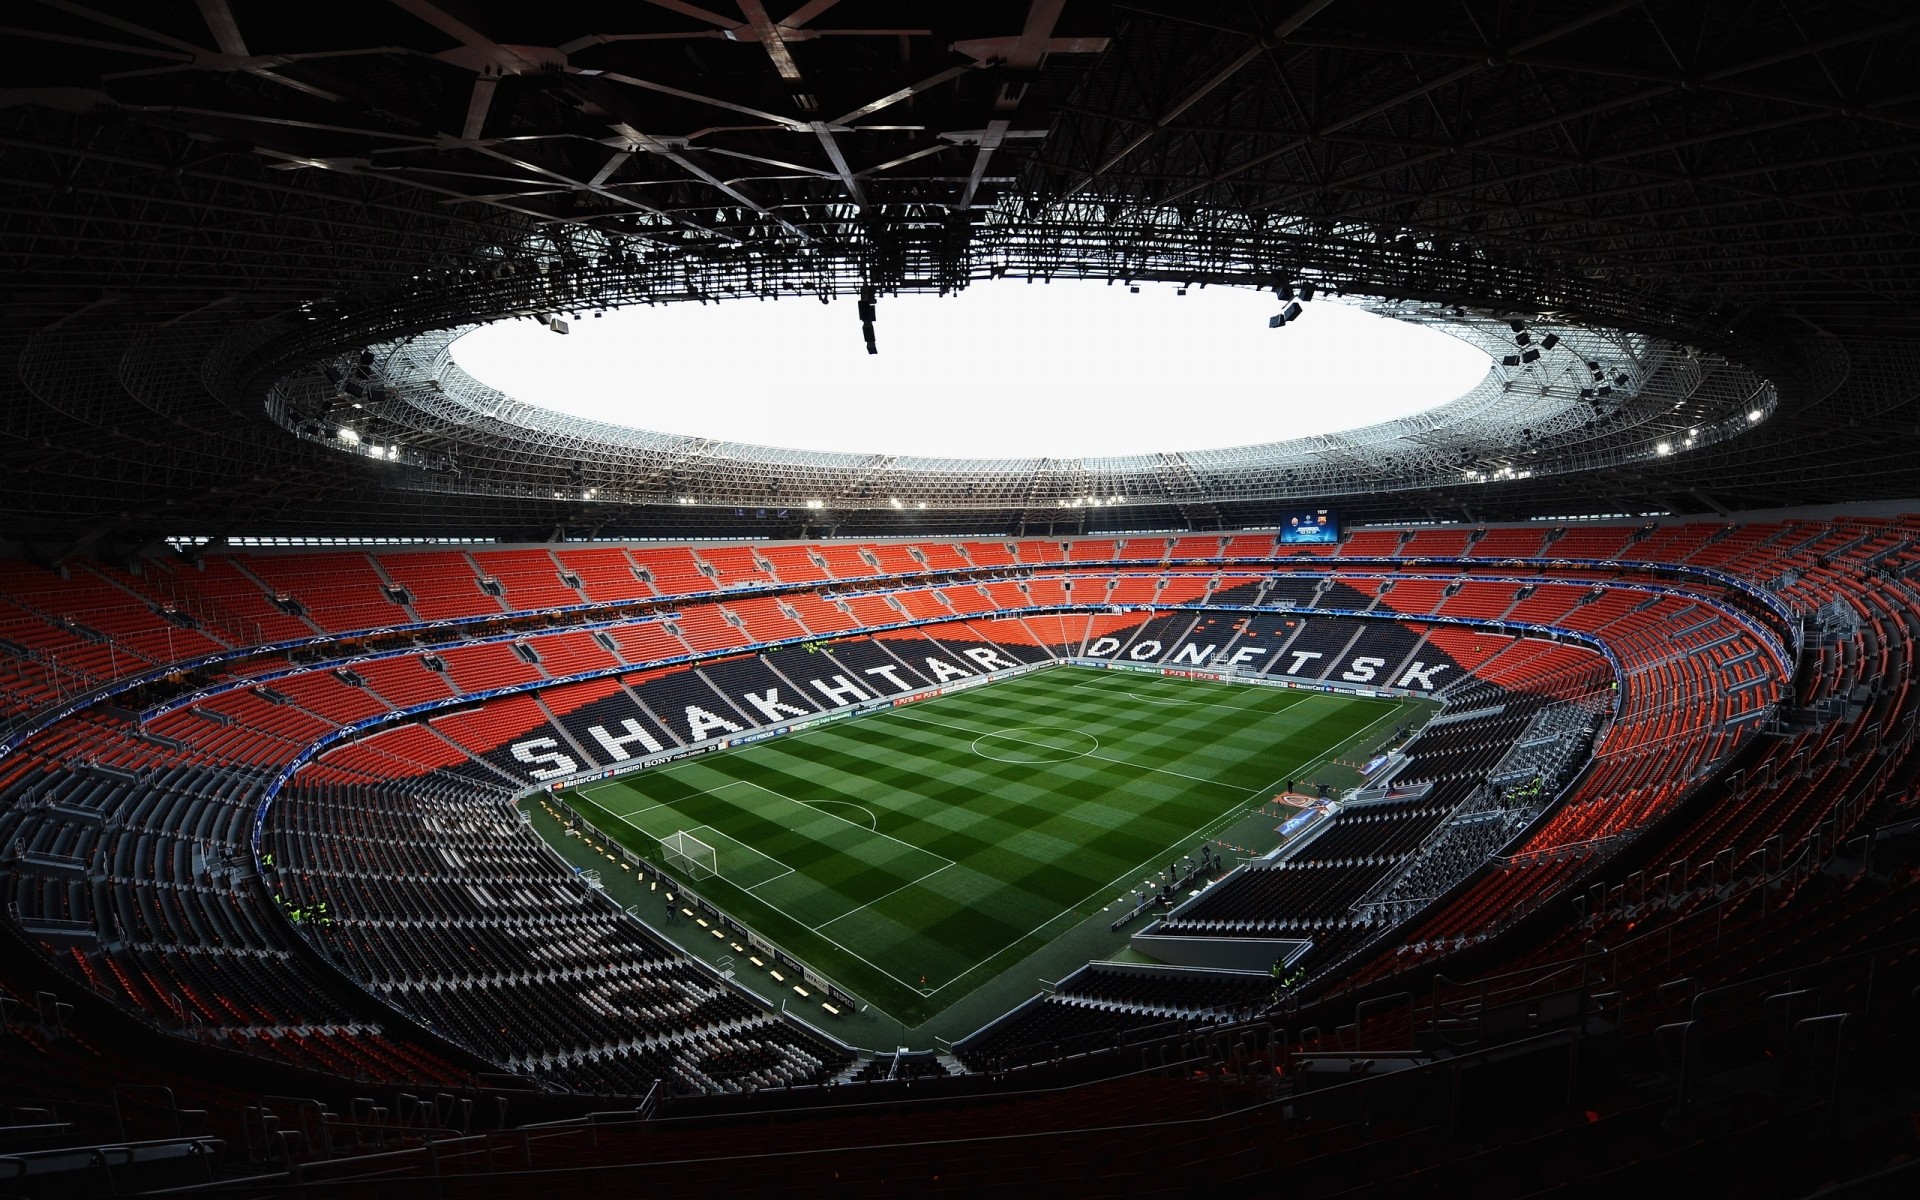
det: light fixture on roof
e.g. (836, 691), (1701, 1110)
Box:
(857, 287), (877, 356)
(1268, 300), (1304, 328)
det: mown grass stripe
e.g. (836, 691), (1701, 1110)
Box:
(566, 666), (1414, 1023)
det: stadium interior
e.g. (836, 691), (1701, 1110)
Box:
(3, 1), (1920, 1196)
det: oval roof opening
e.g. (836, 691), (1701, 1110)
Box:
(449, 279), (1492, 460)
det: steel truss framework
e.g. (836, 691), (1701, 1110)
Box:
(0, 1), (1915, 548)
(272, 302), (1771, 519)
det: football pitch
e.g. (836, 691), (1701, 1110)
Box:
(563, 665), (1419, 1024)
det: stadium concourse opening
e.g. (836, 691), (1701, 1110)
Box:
(536, 665), (1425, 1033)
(447, 280), (1492, 460)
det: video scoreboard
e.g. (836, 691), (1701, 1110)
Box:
(1279, 508), (1339, 544)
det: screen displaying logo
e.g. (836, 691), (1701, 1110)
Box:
(1279, 509), (1339, 544)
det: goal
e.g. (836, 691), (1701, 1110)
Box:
(661, 830), (718, 881)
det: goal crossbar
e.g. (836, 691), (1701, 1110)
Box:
(662, 830), (718, 880)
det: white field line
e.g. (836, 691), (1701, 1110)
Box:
(811, 862), (957, 934)
(920, 695), (1419, 999)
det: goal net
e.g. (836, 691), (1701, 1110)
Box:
(661, 830), (718, 881)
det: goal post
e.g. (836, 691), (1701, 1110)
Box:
(661, 830), (718, 881)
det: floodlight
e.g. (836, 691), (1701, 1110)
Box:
(1540, 333), (1559, 350)
(1299, 279), (1316, 301)
(1520, 347), (1541, 363)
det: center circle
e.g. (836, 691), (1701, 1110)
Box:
(971, 727), (1100, 764)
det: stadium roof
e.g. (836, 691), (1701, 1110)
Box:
(1, 1), (1917, 549)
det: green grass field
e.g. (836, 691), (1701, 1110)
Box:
(563, 665), (1416, 1024)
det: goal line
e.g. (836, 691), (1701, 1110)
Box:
(660, 829), (718, 881)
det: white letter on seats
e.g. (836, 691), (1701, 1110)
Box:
(587, 719), (663, 762)
(1396, 661), (1451, 690)
(1171, 643), (1215, 666)
(1341, 657), (1386, 683)
(684, 705), (744, 741)
(924, 657), (972, 683)
(811, 674), (871, 707)
(510, 738), (577, 781)
(863, 664), (912, 693)
(742, 688), (809, 723)
(962, 647), (1018, 671)
(1127, 640), (1162, 661)
(1284, 650), (1324, 676)
(1086, 637), (1121, 657)
(1228, 646), (1262, 667)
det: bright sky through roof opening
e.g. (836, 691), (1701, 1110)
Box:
(449, 281), (1491, 460)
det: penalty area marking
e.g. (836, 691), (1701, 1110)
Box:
(657, 822), (796, 893)
(969, 727), (1100, 764)
(800, 797), (878, 831)
(1067, 671), (1315, 717)
(914, 694), (1421, 1003)
(599, 780), (956, 996)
